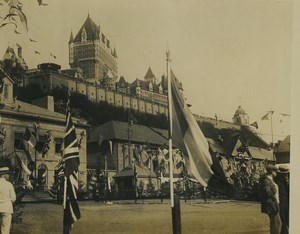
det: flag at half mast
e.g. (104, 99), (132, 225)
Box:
(63, 101), (81, 232)
(170, 72), (234, 195)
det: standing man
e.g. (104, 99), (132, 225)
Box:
(276, 165), (289, 234)
(260, 164), (282, 234)
(0, 167), (16, 234)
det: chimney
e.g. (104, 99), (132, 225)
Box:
(31, 96), (55, 112)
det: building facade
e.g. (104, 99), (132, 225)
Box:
(0, 74), (88, 189)
(69, 14), (118, 81)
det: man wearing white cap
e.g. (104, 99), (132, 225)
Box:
(0, 167), (16, 234)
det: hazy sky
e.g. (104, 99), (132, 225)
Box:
(0, 0), (292, 143)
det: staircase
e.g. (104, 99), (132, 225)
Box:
(21, 190), (56, 203)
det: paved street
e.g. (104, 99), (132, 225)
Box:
(12, 200), (269, 234)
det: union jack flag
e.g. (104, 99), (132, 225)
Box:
(63, 102), (80, 233)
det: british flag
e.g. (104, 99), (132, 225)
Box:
(63, 102), (81, 233)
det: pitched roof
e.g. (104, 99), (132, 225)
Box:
(248, 146), (273, 160)
(88, 120), (168, 146)
(116, 76), (128, 88)
(0, 69), (15, 84)
(144, 67), (155, 79)
(74, 15), (100, 42)
(3, 46), (16, 60)
(69, 31), (74, 43)
(0, 99), (88, 127)
(275, 135), (290, 153)
(2, 46), (27, 70)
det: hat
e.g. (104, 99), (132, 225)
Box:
(0, 167), (12, 175)
(278, 165), (289, 174)
(266, 165), (278, 172)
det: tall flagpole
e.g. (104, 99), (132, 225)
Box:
(167, 50), (181, 234)
(166, 49), (174, 208)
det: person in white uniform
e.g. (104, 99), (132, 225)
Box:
(0, 167), (16, 234)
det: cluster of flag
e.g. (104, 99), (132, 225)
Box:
(11, 102), (81, 232)
(248, 111), (291, 129)
(23, 127), (51, 157)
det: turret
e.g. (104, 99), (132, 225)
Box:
(113, 47), (118, 58)
(69, 31), (74, 43)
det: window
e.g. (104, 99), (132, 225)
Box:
(55, 138), (63, 154)
(4, 84), (9, 99)
(34, 135), (47, 153)
(14, 132), (24, 150)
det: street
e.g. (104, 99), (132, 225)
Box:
(12, 200), (269, 234)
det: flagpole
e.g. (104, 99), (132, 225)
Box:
(270, 111), (274, 147)
(167, 50), (181, 234)
(166, 49), (174, 209)
(63, 98), (69, 234)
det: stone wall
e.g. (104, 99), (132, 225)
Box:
(25, 73), (169, 116)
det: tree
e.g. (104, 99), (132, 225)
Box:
(0, 0), (47, 32)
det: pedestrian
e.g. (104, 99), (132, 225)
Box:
(260, 164), (281, 234)
(276, 165), (289, 234)
(0, 167), (16, 234)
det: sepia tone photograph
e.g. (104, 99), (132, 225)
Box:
(0, 0), (298, 233)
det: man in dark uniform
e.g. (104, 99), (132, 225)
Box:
(276, 165), (289, 234)
(260, 164), (281, 234)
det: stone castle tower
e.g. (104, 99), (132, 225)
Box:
(68, 14), (118, 80)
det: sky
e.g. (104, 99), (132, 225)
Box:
(0, 0), (292, 143)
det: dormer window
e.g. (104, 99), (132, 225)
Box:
(4, 84), (9, 99)
(0, 77), (14, 103)
(159, 84), (163, 94)
(81, 28), (87, 42)
(149, 82), (153, 92)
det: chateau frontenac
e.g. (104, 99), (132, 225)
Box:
(23, 14), (168, 116)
